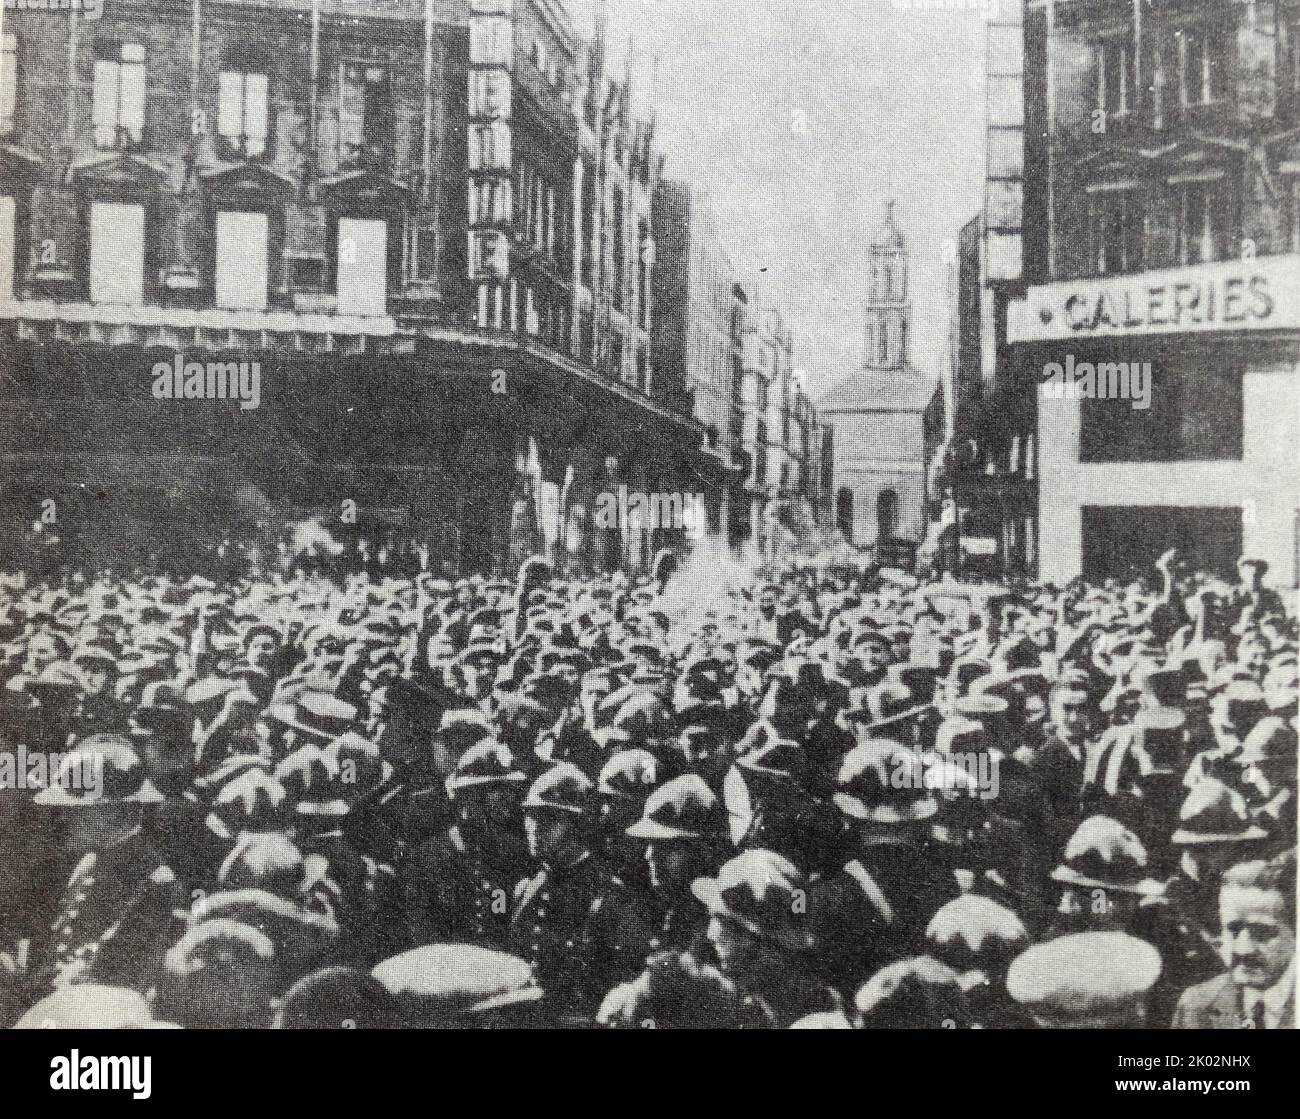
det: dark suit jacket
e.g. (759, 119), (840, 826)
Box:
(1172, 972), (1295, 1029)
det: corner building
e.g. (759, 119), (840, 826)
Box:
(1008, 0), (1300, 586)
(0, 0), (730, 573)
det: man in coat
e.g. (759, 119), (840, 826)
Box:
(1173, 851), (1294, 1029)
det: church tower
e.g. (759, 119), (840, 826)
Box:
(864, 200), (910, 371)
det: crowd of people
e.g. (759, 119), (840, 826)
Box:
(0, 541), (1294, 1028)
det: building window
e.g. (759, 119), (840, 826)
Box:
(217, 68), (269, 159)
(339, 64), (392, 170)
(469, 70), (510, 119)
(336, 217), (388, 316)
(877, 489), (899, 540)
(0, 194), (15, 301)
(1290, 22), (1300, 97)
(468, 229), (508, 278)
(92, 42), (146, 149)
(88, 201), (145, 305)
(1090, 190), (1144, 275)
(872, 311), (887, 365)
(580, 161), (595, 286)
(469, 178), (512, 225)
(546, 186), (556, 257)
(1, 33), (16, 138)
(1097, 38), (1135, 118)
(1080, 354), (1242, 464)
(403, 214), (438, 286)
(532, 177), (544, 250)
(1178, 26), (1223, 108)
(890, 257), (906, 301)
(1176, 179), (1220, 265)
(215, 211), (269, 310)
(523, 286), (539, 335)
(469, 18), (513, 67)
(612, 185), (625, 311)
(469, 120), (511, 171)
(1290, 178), (1300, 255)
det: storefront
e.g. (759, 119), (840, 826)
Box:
(1008, 254), (1300, 588)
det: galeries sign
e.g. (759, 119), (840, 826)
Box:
(1008, 255), (1300, 343)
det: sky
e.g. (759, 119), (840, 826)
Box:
(569, 0), (992, 398)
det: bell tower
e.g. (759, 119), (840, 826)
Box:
(864, 200), (910, 371)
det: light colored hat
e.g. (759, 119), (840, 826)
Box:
(1006, 932), (1161, 1027)
(15, 985), (158, 1029)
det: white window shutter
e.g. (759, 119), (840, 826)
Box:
(92, 60), (118, 143)
(217, 71), (244, 140)
(120, 61), (146, 139)
(337, 217), (387, 316)
(215, 211), (268, 310)
(0, 194), (15, 302)
(89, 201), (145, 305)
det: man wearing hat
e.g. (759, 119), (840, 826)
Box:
(67, 644), (132, 737)
(509, 763), (643, 1014)
(854, 956), (974, 1028)
(595, 749), (660, 894)
(27, 736), (185, 994)
(401, 741), (530, 951)
(690, 849), (841, 1028)
(1048, 815), (1165, 938)
(596, 948), (771, 1028)
(1022, 675), (1095, 860)
(1143, 778), (1276, 1009)
(724, 736), (846, 877)
(826, 741), (961, 950)
(623, 775), (729, 958)
(925, 895), (1031, 1027)
(154, 918), (281, 1028)
(1230, 558), (1285, 622)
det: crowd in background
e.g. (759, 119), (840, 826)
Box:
(0, 541), (1294, 1028)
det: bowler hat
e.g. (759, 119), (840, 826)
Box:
(834, 742), (939, 824)
(626, 774), (722, 841)
(274, 967), (394, 1029)
(597, 749), (660, 800)
(1051, 816), (1164, 896)
(522, 763), (593, 815)
(925, 895), (1028, 980)
(213, 767), (289, 829)
(267, 692), (359, 741)
(854, 956), (970, 1027)
(446, 740), (527, 795)
(691, 850), (815, 954)
(1171, 779), (1268, 845)
(34, 735), (164, 807)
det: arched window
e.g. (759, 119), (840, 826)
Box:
(877, 488), (899, 541)
(836, 487), (855, 543)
